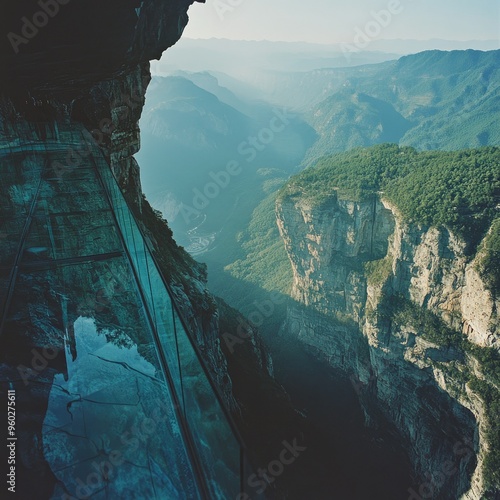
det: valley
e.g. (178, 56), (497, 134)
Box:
(1, 2), (499, 499)
(135, 45), (500, 498)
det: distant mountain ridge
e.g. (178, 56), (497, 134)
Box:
(142, 76), (251, 150)
(136, 75), (317, 246)
(304, 49), (500, 159)
(153, 38), (500, 75)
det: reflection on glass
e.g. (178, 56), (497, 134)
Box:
(43, 317), (199, 499)
(0, 126), (253, 499)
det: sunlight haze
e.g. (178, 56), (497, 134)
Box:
(184, 0), (500, 45)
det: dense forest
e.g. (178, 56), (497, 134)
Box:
(305, 50), (500, 160)
(280, 144), (500, 257)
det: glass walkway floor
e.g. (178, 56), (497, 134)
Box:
(0, 124), (255, 499)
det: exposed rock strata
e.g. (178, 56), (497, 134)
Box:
(277, 192), (499, 499)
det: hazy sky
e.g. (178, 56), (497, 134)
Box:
(184, 0), (500, 44)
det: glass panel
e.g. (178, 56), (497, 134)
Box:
(146, 259), (183, 397)
(0, 152), (43, 214)
(1, 258), (201, 499)
(88, 131), (251, 497)
(1, 128), (256, 499)
(0, 133), (204, 498)
(23, 212), (121, 262)
(62, 128), (250, 499)
(174, 311), (241, 498)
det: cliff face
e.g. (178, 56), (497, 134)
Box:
(2, 0), (204, 197)
(1, 0), (276, 412)
(2, 0), (203, 91)
(276, 192), (499, 499)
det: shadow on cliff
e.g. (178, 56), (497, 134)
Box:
(209, 270), (416, 500)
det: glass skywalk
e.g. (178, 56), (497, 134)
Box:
(0, 123), (256, 499)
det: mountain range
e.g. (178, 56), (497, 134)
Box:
(138, 49), (500, 255)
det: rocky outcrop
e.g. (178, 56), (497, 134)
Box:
(461, 266), (499, 348)
(1, 0), (205, 91)
(0, 0), (276, 422)
(277, 191), (499, 499)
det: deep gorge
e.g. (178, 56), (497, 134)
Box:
(1, 1), (499, 499)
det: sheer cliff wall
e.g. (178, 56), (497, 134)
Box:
(277, 192), (499, 499)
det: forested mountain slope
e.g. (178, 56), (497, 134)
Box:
(304, 50), (500, 158)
